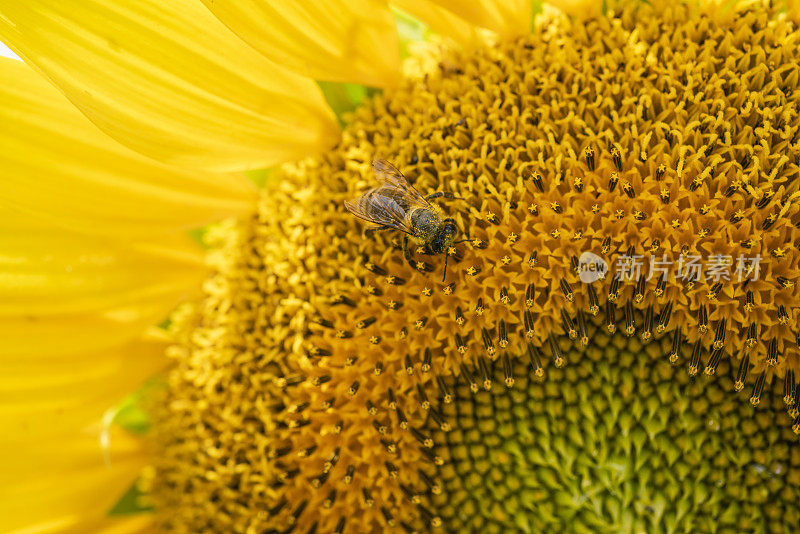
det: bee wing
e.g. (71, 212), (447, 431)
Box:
(344, 189), (414, 234)
(372, 159), (431, 207)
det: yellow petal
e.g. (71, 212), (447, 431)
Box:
(0, 58), (255, 237)
(545, 0), (604, 18)
(0, 222), (206, 357)
(1, 333), (164, 533)
(0, 330), (170, 442)
(393, 0), (487, 47)
(0, 1), (339, 171)
(413, 0), (531, 37)
(202, 0), (401, 88)
(0, 425), (150, 534)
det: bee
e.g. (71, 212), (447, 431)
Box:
(345, 159), (468, 281)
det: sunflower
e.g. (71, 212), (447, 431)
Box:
(2, 0), (799, 533)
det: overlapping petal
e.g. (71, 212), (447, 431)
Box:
(0, 423), (152, 534)
(0, 218), (207, 358)
(410, 0), (532, 37)
(393, 0), (486, 47)
(0, 58), (255, 238)
(202, 0), (401, 88)
(0, 0), (339, 171)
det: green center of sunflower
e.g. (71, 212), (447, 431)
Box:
(154, 1), (800, 532)
(427, 328), (799, 533)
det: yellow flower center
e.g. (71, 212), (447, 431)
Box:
(154, 1), (800, 532)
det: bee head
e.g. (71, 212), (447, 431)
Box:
(442, 218), (458, 246)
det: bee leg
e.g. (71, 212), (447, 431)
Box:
(426, 191), (463, 202)
(402, 234), (415, 268)
(364, 225), (392, 238)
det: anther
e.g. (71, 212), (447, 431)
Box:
(395, 404), (409, 429)
(314, 317), (334, 329)
(527, 251), (538, 267)
(633, 275), (645, 303)
(587, 284), (599, 315)
(481, 327), (496, 358)
(499, 286), (510, 305)
(334, 518), (346, 534)
(443, 282), (455, 295)
(777, 276), (793, 288)
(331, 294), (356, 307)
(410, 427), (434, 448)
(398, 327), (407, 339)
(622, 181), (635, 198)
(404, 354), (414, 375)
(498, 319), (509, 348)
(387, 388), (397, 409)
(656, 300), (673, 334)
(529, 170), (545, 192)
(688, 339), (702, 376)
(385, 461), (399, 479)
(418, 470), (441, 495)
(400, 484), (422, 504)
(608, 172), (619, 193)
(308, 346), (331, 357)
(734, 352), (750, 391)
(311, 471), (329, 489)
(454, 306), (465, 326)
(656, 163), (666, 180)
(711, 318), (726, 350)
(460, 363), (479, 393)
(373, 361), (383, 376)
(624, 301), (635, 337)
(524, 309), (536, 339)
(362, 489), (374, 507)
(559, 278), (574, 302)
(549, 333), (565, 367)
(601, 237), (612, 254)
(570, 255), (580, 274)
(428, 407), (450, 431)
(478, 357), (492, 390)
(707, 281), (722, 300)
(475, 297), (485, 316)
(561, 310), (577, 339)
(503, 353), (514, 387)
(455, 332), (468, 354)
(418, 349), (431, 373)
(767, 338), (779, 366)
(608, 276), (620, 302)
(365, 400), (377, 416)
(640, 305), (653, 342)
(437, 376), (452, 404)
(311, 375), (331, 386)
(584, 146), (596, 170)
(611, 146), (623, 171)
(526, 342), (544, 378)
(364, 261), (387, 276)
(750, 371), (767, 406)
(698, 304), (708, 334)
(704, 348), (723, 375)
(323, 490), (337, 509)
(746, 323), (757, 348)
(668, 329), (682, 363)
(606, 301), (617, 333)
(784, 369), (796, 406)
(416, 384), (430, 411)
(415, 316), (428, 330)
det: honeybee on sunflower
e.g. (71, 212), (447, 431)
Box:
(2, 0), (800, 533)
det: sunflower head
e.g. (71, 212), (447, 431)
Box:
(154, 0), (800, 532)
